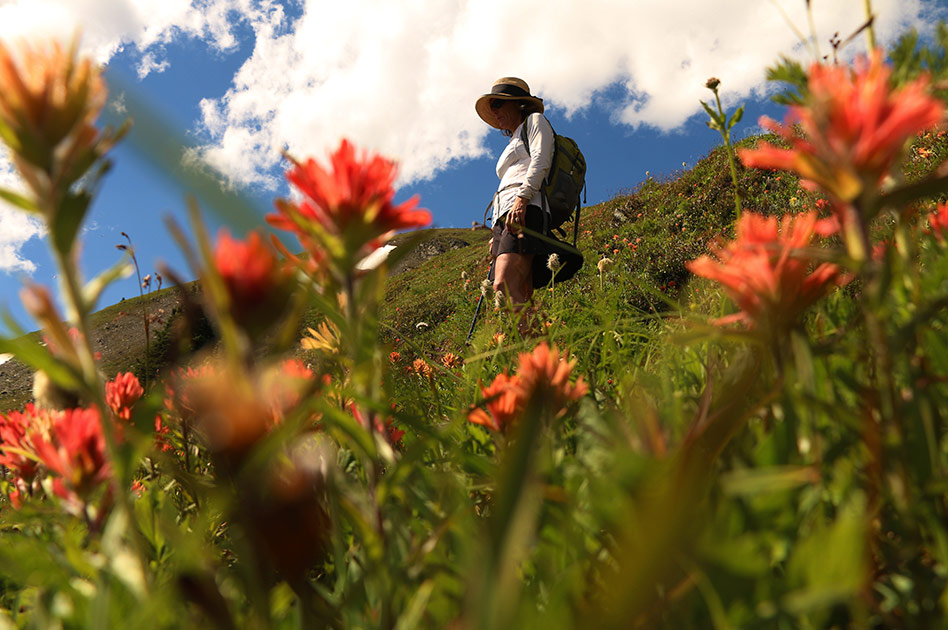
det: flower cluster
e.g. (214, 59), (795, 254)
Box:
(1, 402), (114, 507)
(468, 343), (587, 433)
(268, 139), (431, 277)
(738, 50), (944, 206)
(1, 371), (152, 509)
(687, 211), (847, 333)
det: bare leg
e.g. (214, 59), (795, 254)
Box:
(494, 252), (534, 309)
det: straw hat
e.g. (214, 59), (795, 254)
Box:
(475, 77), (544, 129)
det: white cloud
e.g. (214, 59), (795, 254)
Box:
(0, 0), (266, 67)
(0, 149), (44, 274)
(190, 0), (941, 187)
(0, 0), (944, 193)
(0, 0), (276, 272)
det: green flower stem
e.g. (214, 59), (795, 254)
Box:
(864, 0), (877, 49)
(53, 243), (153, 593)
(714, 90), (744, 223)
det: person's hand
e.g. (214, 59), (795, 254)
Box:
(505, 196), (528, 233)
(488, 236), (494, 258)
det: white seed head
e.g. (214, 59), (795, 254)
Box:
(546, 253), (562, 272)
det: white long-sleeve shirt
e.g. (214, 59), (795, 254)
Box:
(492, 112), (554, 224)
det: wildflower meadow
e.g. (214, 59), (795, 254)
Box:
(2, 16), (948, 630)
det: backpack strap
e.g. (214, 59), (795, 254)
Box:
(520, 114), (553, 235)
(523, 115), (584, 246)
(484, 182), (523, 227)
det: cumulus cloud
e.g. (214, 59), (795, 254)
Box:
(189, 0), (940, 187)
(0, 0), (272, 270)
(0, 0), (263, 64)
(0, 0), (944, 193)
(0, 149), (44, 274)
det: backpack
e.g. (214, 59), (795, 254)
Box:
(521, 116), (587, 246)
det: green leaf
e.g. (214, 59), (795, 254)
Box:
(727, 104), (745, 130)
(720, 465), (818, 497)
(784, 496), (867, 614)
(698, 99), (722, 125)
(0, 336), (83, 393)
(0, 187), (40, 214)
(766, 56), (808, 105)
(51, 192), (92, 256)
(0, 118), (25, 158)
(394, 580), (435, 630)
(82, 255), (135, 311)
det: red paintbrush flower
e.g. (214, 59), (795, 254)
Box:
(928, 202), (948, 242)
(350, 405), (405, 446)
(467, 371), (523, 433)
(0, 39), (109, 180)
(412, 358), (433, 378)
(213, 228), (294, 332)
(268, 139), (430, 272)
(515, 342), (588, 413)
(739, 50), (944, 204)
(468, 343), (587, 433)
(687, 211), (847, 333)
(0, 404), (43, 481)
(105, 372), (143, 421)
(30, 406), (111, 496)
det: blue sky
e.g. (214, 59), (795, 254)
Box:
(0, 0), (944, 336)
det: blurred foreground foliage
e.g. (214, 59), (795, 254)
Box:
(0, 21), (947, 630)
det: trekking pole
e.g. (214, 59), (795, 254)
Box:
(465, 259), (495, 344)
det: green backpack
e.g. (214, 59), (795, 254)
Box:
(521, 118), (587, 246)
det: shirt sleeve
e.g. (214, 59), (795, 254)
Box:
(517, 113), (554, 201)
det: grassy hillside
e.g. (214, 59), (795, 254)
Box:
(4, 128), (947, 413)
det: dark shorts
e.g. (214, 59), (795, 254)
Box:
(491, 205), (545, 257)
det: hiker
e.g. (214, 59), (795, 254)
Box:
(476, 77), (553, 311)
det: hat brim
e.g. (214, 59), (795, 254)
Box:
(475, 93), (545, 129)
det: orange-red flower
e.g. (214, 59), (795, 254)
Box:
(350, 405), (405, 446)
(412, 358), (433, 378)
(442, 352), (463, 369)
(105, 372), (143, 421)
(687, 211), (847, 332)
(153, 415), (173, 453)
(468, 343), (587, 433)
(213, 228), (294, 331)
(268, 139), (431, 272)
(739, 50), (944, 204)
(515, 342), (588, 411)
(30, 407), (111, 496)
(168, 359), (322, 465)
(467, 371), (523, 433)
(0, 39), (109, 179)
(928, 202), (948, 242)
(0, 404), (42, 480)
(263, 359), (319, 419)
